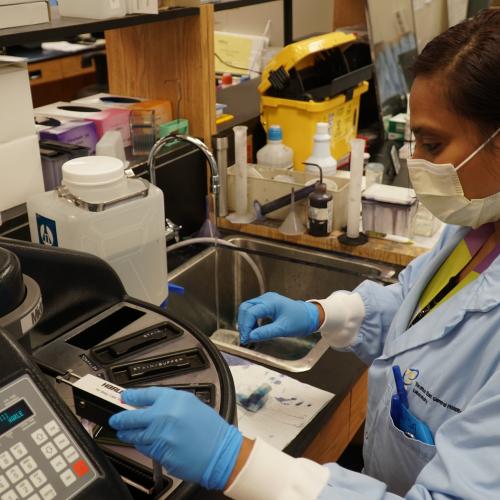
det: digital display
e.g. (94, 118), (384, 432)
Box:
(0, 400), (33, 436)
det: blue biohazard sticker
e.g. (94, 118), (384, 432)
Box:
(36, 214), (59, 247)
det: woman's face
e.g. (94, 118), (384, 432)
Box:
(410, 75), (500, 200)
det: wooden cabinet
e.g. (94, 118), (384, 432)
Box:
(28, 54), (96, 87)
(302, 370), (368, 463)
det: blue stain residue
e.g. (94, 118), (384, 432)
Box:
(237, 384), (272, 412)
(275, 396), (300, 406)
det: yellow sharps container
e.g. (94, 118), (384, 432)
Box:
(259, 32), (370, 170)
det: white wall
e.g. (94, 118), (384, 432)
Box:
(214, 0), (334, 47)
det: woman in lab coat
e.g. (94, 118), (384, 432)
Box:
(109, 10), (500, 499)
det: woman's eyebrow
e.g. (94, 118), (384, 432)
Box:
(411, 126), (445, 136)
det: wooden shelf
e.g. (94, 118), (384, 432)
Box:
(218, 218), (428, 267)
(214, 0), (278, 11)
(106, 4), (216, 145)
(0, 8), (199, 47)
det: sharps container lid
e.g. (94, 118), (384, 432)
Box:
(62, 156), (124, 187)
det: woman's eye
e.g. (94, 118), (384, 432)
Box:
(422, 143), (441, 154)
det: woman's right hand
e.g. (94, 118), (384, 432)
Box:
(237, 292), (320, 345)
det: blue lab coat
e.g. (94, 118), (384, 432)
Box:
(318, 224), (500, 498)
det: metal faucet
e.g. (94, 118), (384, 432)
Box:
(147, 134), (220, 206)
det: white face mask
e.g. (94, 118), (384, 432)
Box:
(407, 128), (500, 228)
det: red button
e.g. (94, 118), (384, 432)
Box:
(72, 459), (89, 477)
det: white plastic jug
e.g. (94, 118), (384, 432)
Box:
(27, 156), (168, 306)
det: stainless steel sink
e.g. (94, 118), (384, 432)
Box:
(167, 236), (396, 372)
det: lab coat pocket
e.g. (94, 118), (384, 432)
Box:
(367, 400), (436, 496)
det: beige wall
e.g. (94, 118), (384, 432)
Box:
(413, 0), (448, 52)
(214, 0), (334, 47)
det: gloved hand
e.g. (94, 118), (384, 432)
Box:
(109, 387), (243, 490)
(238, 292), (320, 345)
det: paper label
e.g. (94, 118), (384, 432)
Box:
(20, 295), (43, 334)
(309, 200), (333, 232)
(73, 375), (136, 411)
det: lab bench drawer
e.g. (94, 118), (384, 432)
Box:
(28, 59), (63, 86)
(29, 55), (96, 87)
(61, 54), (96, 79)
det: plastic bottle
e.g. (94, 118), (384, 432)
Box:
(304, 123), (337, 177)
(220, 72), (233, 89)
(26, 156), (168, 306)
(256, 125), (294, 170)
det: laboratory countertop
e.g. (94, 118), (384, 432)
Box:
(197, 350), (366, 499)
(166, 238), (368, 498)
(218, 218), (429, 267)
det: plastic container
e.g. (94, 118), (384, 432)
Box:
(365, 162), (384, 189)
(27, 156), (167, 306)
(304, 123), (337, 177)
(256, 125), (294, 170)
(362, 184), (417, 238)
(227, 165), (349, 231)
(259, 32), (370, 170)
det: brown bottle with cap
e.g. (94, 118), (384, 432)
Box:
(305, 163), (333, 237)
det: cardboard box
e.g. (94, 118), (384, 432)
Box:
(0, 1), (50, 30)
(388, 113), (407, 142)
(127, 0), (199, 14)
(0, 57), (36, 144)
(35, 102), (131, 146)
(129, 100), (173, 127)
(39, 120), (99, 154)
(0, 135), (44, 212)
(58, 0), (127, 19)
(71, 93), (146, 110)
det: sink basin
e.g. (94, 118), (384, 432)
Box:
(167, 236), (396, 372)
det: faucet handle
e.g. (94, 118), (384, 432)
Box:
(165, 218), (182, 243)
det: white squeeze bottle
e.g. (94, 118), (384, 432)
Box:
(257, 125), (294, 169)
(304, 122), (338, 177)
(26, 156), (168, 306)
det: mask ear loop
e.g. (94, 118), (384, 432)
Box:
(456, 127), (500, 171)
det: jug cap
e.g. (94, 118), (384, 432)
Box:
(62, 156), (124, 187)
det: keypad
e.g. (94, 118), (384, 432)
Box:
(0, 377), (96, 500)
(0, 425), (89, 500)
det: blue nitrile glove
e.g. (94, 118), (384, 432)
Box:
(238, 292), (320, 345)
(109, 387), (243, 490)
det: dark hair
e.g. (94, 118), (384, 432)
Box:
(413, 9), (500, 137)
